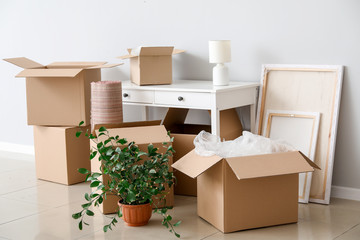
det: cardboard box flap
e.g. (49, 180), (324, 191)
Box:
(46, 62), (107, 69)
(139, 47), (174, 56)
(173, 49), (186, 55)
(172, 149), (223, 178)
(4, 57), (44, 69)
(226, 151), (318, 180)
(88, 63), (123, 69)
(298, 151), (321, 170)
(162, 108), (189, 131)
(104, 125), (169, 145)
(94, 120), (161, 132)
(117, 54), (137, 60)
(16, 68), (83, 78)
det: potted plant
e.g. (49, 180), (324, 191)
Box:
(72, 122), (181, 238)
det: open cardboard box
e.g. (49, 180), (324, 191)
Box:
(33, 125), (91, 185)
(4, 57), (122, 126)
(162, 108), (243, 196)
(172, 150), (320, 233)
(118, 46), (184, 86)
(91, 121), (174, 214)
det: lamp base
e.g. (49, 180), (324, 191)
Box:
(213, 63), (229, 86)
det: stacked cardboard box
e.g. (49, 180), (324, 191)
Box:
(4, 57), (121, 185)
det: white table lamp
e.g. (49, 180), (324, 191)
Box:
(209, 40), (231, 86)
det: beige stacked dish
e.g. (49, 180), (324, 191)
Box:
(91, 81), (123, 131)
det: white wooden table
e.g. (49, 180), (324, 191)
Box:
(121, 80), (259, 136)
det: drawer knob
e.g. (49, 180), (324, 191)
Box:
(178, 96), (184, 101)
(123, 93), (129, 98)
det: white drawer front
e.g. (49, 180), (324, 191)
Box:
(155, 91), (211, 108)
(122, 90), (154, 103)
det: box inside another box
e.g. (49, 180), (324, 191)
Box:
(162, 108), (243, 196)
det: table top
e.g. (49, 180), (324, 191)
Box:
(121, 80), (259, 93)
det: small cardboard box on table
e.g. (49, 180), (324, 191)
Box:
(162, 108), (243, 196)
(4, 57), (121, 126)
(118, 46), (185, 86)
(172, 150), (319, 233)
(33, 125), (91, 185)
(91, 121), (174, 214)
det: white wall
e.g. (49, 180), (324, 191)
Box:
(0, 0), (359, 191)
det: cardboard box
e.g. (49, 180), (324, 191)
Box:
(91, 121), (174, 214)
(4, 57), (122, 126)
(172, 150), (319, 233)
(33, 125), (91, 185)
(162, 108), (243, 196)
(118, 46), (185, 86)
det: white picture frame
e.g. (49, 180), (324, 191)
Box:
(256, 64), (343, 204)
(263, 110), (320, 203)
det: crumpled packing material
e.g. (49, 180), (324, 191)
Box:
(91, 81), (123, 131)
(194, 130), (295, 158)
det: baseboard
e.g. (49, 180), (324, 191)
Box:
(0, 141), (34, 156)
(331, 185), (360, 201)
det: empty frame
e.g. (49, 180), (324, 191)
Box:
(256, 65), (343, 204)
(264, 110), (320, 203)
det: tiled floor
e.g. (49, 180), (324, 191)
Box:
(0, 151), (359, 240)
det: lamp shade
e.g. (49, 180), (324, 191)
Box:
(209, 40), (231, 63)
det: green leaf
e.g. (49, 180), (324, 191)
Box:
(99, 126), (107, 132)
(78, 168), (89, 174)
(90, 151), (97, 160)
(166, 215), (172, 221)
(92, 173), (102, 178)
(81, 202), (92, 209)
(175, 233), (180, 238)
(86, 210), (94, 216)
(173, 220), (181, 227)
(84, 193), (91, 201)
(79, 121), (84, 126)
(72, 212), (82, 219)
(79, 220), (83, 230)
(149, 169), (156, 174)
(103, 225), (109, 232)
(117, 138), (127, 145)
(90, 181), (101, 188)
(125, 191), (136, 203)
(154, 178), (164, 184)
(76, 131), (82, 138)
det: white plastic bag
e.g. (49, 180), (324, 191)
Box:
(194, 131), (295, 158)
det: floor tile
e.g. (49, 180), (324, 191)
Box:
(0, 197), (50, 225)
(0, 151), (34, 173)
(2, 181), (91, 208)
(0, 168), (46, 195)
(0, 201), (106, 240)
(336, 223), (360, 240)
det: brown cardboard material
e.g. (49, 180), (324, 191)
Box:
(33, 125), (90, 185)
(172, 150), (320, 233)
(91, 121), (174, 214)
(162, 108), (243, 196)
(118, 47), (185, 86)
(4, 57), (122, 126)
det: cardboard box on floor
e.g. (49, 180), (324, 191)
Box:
(33, 125), (91, 185)
(162, 108), (243, 196)
(118, 46), (185, 86)
(172, 150), (320, 233)
(91, 121), (174, 214)
(4, 57), (122, 126)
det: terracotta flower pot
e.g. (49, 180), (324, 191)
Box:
(118, 201), (152, 227)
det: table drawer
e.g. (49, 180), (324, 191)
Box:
(122, 90), (154, 103)
(154, 91), (211, 108)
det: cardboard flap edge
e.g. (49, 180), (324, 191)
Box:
(4, 57), (44, 69)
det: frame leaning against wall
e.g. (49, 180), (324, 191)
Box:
(263, 110), (320, 203)
(256, 64), (343, 204)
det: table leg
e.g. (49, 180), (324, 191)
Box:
(250, 104), (256, 133)
(141, 106), (149, 121)
(211, 108), (220, 136)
